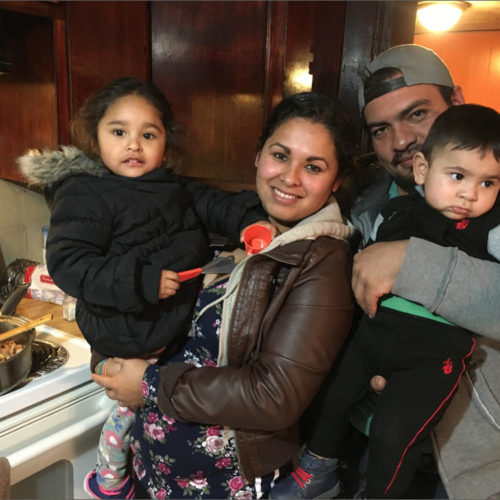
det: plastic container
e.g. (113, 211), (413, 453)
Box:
(243, 224), (273, 255)
(62, 295), (77, 321)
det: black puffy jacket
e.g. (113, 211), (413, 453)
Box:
(18, 147), (265, 357)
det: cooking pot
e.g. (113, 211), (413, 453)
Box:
(0, 315), (35, 395)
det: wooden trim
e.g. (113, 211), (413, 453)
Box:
(311, 1), (347, 96)
(53, 14), (70, 145)
(0, 1), (64, 19)
(189, 177), (256, 193)
(264, 1), (287, 117)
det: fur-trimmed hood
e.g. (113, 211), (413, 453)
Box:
(17, 146), (108, 188)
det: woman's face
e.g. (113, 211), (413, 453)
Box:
(255, 118), (341, 224)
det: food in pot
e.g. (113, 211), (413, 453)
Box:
(0, 340), (24, 361)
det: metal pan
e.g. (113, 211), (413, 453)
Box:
(0, 315), (35, 395)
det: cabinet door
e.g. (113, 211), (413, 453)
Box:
(0, 1), (151, 183)
(0, 10), (58, 181)
(152, 1), (268, 191)
(66, 1), (151, 114)
(152, 1), (347, 192)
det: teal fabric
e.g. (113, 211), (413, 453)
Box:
(381, 296), (454, 326)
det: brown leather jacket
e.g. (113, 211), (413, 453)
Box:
(155, 235), (354, 480)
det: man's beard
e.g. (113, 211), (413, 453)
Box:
(391, 144), (422, 193)
(391, 170), (416, 193)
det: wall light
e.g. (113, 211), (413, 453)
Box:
(417, 1), (470, 32)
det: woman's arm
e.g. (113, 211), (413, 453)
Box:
(154, 239), (354, 429)
(93, 241), (355, 422)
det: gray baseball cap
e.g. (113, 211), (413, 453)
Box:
(358, 44), (454, 111)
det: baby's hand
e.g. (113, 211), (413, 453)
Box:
(240, 220), (278, 243)
(159, 269), (180, 299)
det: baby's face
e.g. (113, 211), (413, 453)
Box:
(414, 145), (500, 220)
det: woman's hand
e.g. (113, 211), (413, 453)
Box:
(92, 357), (149, 408)
(159, 270), (180, 299)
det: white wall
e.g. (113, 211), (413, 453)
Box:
(0, 180), (50, 267)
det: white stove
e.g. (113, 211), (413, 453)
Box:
(0, 324), (115, 499)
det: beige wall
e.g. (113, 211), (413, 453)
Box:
(414, 31), (500, 112)
(0, 180), (50, 268)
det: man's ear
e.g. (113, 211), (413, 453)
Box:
(451, 85), (465, 105)
(413, 152), (429, 186)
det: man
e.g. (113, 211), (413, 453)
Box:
(351, 44), (500, 500)
(272, 44), (500, 499)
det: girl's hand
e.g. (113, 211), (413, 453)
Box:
(159, 269), (180, 299)
(92, 357), (149, 408)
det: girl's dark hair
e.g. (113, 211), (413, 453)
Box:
(421, 104), (500, 163)
(257, 92), (358, 178)
(71, 77), (180, 163)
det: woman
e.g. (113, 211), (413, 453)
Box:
(93, 92), (357, 499)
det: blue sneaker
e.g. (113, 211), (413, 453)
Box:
(270, 449), (340, 499)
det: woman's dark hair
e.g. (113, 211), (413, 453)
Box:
(71, 77), (180, 163)
(421, 104), (500, 163)
(257, 92), (358, 178)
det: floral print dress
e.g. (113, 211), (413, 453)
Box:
(130, 279), (277, 499)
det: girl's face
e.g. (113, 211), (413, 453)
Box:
(255, 118), (341, 224)
(97, 94), (167, 177)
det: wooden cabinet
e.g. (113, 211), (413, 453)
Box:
(65, 1), (151, 114)
(0, 3), (63, 181)
(0, 1), (150, 182)
(0, 1), (415, 189)
(152, 1), (347, 191)
(0, 1), (347, 190)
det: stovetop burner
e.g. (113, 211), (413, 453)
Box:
(1, 325), (92, 419)
(30, 339), (69, 377)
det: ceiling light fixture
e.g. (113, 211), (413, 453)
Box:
(417, 1), (471, 32)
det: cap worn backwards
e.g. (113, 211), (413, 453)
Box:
(358, 44), (454, 111)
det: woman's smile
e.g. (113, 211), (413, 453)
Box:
(272, 186), (301, 201)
